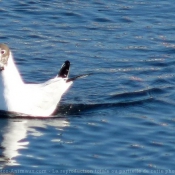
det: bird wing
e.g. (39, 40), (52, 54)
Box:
(25, 77), (72, 116)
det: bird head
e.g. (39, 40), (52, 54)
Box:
(0, 44), (10, 71)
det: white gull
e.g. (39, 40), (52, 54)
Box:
(0, 44), (86, 117)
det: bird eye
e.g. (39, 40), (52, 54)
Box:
(1, 50), (6, 55)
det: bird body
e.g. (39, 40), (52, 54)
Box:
(0, 44), (73, 117)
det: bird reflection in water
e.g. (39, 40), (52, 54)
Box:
(0, 114), (69, 169)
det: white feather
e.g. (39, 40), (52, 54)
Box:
(0, 52), (72, 117)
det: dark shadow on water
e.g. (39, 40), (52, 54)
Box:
(55, 98), (153, 116)
(55, 85), (175, 116)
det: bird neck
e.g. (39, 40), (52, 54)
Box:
(1, 52), (24, 88)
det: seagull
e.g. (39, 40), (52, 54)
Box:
(0, 43), (87, 117)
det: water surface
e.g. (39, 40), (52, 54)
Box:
(1, 1), (175, 175)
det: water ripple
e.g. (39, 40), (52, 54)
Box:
(1, 0), (175, 173)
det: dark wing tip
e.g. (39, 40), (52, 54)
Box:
(66, 73), (92, 82)
(58, 60), (70, 78)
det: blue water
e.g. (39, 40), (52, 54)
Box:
(1, 1), (175, 174)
